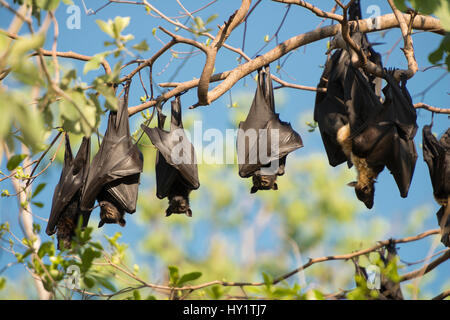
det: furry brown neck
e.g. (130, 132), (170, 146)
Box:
(337, 124), (379, 188)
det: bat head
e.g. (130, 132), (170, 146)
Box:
(98, 200), (126, 228)
(166, 195), (192, 217)
(251, 174), (278, 193)
(348, 181), (375, 209)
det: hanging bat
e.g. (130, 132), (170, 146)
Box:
(141, 96), (199, 217)
(315, 23), (384, 170)
(80, 92), (143, 227)
(340, 68), (418, 209)
(46, 135), (91, 249)
(314, 48), (352, 168)
(422, 125), (450, 247)
(237, 65), (303, 193)
(352, 241), (404, 300)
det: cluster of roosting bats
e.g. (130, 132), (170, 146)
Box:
(46, 2), (449, 251)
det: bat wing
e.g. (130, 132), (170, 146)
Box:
(268, 117), (303, 159)
(383, 71), (417, 140)
(381, 72), (417, 197)
(81, 97), (143, 212)
(422, 125), (450, 202)
(345, 66), (384, 139)
(47, 136), (91, 235)
(437, 205), (450, 247)
(154, 150), (180, 199)
(141, 124), (199, 193)
(314, 50), (351, 167)
(385, 131), (418, 197)
(238, 65), (302, 177)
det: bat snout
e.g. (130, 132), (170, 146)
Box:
(354, 185), (375, 210)
(167, 196), (191, 216)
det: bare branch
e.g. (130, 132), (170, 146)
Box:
(272, 0), (343, 22)
(196, 0), (251, 106)
(400, 249), (450, 282)
(414, 103), (450, 114)
(387, 0), (418, 78)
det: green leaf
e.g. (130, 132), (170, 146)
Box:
(38, 241), (55, 259)
(0, 277), (6, 291)
(7, 154), (27, 171)
(262, 272), (273, 290)
(32, 201), (44, 208)
(168, 266), (179, 285)
(393, 0), (408, 12)
(434, 1), (450, 31)
(133, 290), (141, 300)
(132, 40), (149, 52)
(113, 16), (131, 38)
(9, 34), (45, 66)
(0, 96), (12, 138)
(83, 276), (95, 288)
(178, 272), (202, 286)
(83, 52), (109, 75)
(32, 183), (46, 198)
(80, 247), (101, 273)
(1, 190), (10, 197)
(206, 14), (219, 25)
(92, 275), (116, 292)
(35, 0), (60, 10)
(96, 19), (115, 38)
(194, 16), (205, 30)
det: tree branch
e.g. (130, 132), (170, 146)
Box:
(414, 103), (450, 114)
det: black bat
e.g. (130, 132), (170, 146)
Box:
(80, 91), (143, 227)
(315, 28), (383, 169)
(237, 65), (303, 193)
(422, 124), (450, 247)
(46, 135), (91, 249)
(314, 48), (352, 168)
(141, 96), (199, 217)
(341, 68), (418, 209)
(352, 241), (404, 300)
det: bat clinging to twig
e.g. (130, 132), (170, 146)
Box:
(46, 135), (91, 249)
(237, 65), (303, 193)
(141, 96), (200, 217)
(423, 125), (450, 247)
(80, 90), (143, 227)
(340, 68), (418, 209)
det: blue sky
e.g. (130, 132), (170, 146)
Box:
(0, 0), (449, 298)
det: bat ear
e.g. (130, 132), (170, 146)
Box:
(119, 219), (126, 227)
(347, 181), (357, 187)
(272, 183), (278, 190)
(250, 186), (258, 194)
(165, 209), (172, 217)
(186, 209), (192, 217)
(98, 220), (105, 228)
